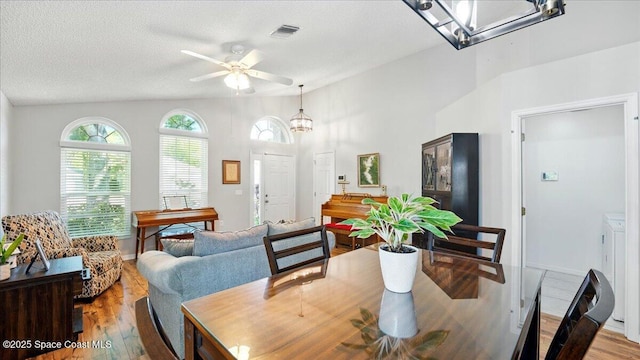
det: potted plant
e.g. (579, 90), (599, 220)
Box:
(341, 194), (461, 293)
(1, 233), (24, 281)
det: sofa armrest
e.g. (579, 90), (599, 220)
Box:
(72, 235), (119, 252)
(326, 231), (336, 250)
(137, 251), (202, 296)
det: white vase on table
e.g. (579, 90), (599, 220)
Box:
(378, 244), (419, 293)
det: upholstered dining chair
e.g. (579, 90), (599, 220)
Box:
(2, 210), (123, 299)
(545, 269), (614, 360)
(263, 225), (331, 275)
(428, 223), (506, 263)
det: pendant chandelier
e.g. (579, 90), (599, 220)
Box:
(403, 0), (566, 50)
(290, 84), (313, 132)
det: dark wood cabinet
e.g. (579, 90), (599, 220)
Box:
(0, 256), (84, 360)
(415, 133), (479, 249)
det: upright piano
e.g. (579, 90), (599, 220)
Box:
(132, 207), (218, 259)
(321, 193), (387, 250)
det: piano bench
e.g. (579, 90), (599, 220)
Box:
(155, 231), (195, 251)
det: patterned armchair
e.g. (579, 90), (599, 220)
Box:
(2, 210), (123, 299)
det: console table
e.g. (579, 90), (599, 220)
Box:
(0, 256), (84, 360)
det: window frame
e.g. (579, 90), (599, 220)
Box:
(159, 109), (209, 210)
(250, 116), (293, 144)
(59, 117), (132, 238)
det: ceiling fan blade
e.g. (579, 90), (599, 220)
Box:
(189, 70), (229, 82)
(181, 50), (231, 70)
(243, 87), (256, 94)
(239, 49), (265, 69)
(245, 69), (293, 86)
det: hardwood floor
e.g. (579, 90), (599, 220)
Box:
(31, 259), (640, 360)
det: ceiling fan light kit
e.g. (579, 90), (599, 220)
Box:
(403, 0), (565, 50)
(182, 45), (293, 94)
(290, 85), (313, 133)
(224, 71), (251, 91)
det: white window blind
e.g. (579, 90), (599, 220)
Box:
(159, 135), (208, 209)
(60, 148), (131, 238)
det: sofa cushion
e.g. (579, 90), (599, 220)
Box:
(266, 217), (315, 236)
(161, 238), (194, 257)
(193, 224), (268, 256)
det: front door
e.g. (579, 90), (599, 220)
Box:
(263, 154), (295, 223)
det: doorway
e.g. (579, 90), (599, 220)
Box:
(313, 151), (335, 225)
(511, 93), (639, 342)
(250, 153), (296, 225)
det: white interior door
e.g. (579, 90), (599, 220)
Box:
(313, 151), (335, 224)
(263, 154), (295, 223)
(511, 93), (640, 342)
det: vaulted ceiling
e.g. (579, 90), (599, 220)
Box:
(1, 1), (639, 106)
(1, 1), (444, 105)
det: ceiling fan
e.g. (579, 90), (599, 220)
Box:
(181, 44), (293, 94)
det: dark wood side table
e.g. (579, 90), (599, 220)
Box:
(0, 256), (84, 360)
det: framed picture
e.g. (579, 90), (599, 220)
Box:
(357, 153), (380, 187)
(222, 160), (241, 184)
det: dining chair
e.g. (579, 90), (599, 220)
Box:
(428, 223), (506, 263)
(135, 296), (179, 360)
(545, 269), (614, 360)
(263, 225), (331, 275)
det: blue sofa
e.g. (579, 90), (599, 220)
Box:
(136, 218), (335, 358)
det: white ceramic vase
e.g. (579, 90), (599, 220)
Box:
(0, 263), (11, 281)
(378, 289), (418, 338)
(378, 244), (419, 293)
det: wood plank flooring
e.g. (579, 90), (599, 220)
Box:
(30, 259), (640, 360)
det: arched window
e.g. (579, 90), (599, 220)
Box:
(159, 110), (208, 209)
(250, 117), (292, 144)
(60, 118), (131, 238)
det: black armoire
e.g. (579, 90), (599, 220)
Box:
(413, 133), (479, 249)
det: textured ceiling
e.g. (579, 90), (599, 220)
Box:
(2, 1), (639, 106)
(0, 0), (444, 105)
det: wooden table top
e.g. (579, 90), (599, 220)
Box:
(182, 245), (545, 360)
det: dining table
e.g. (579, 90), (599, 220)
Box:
(181, 244), (545, 360)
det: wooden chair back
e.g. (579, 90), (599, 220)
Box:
(429, 223), (506, 263)
(263, 225), (331, 275)
(135, 296), (179, 360)
(545, 269), (614, 360)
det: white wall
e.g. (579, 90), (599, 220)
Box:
(524, 106), (625, 275)
(0, 91), (11, 224)
(296, 42), (479, 220)
(435, 41), (640, 267)
(10, 96), (297, 256)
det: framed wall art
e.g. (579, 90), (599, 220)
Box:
(357, 153), (380, 187)
(222, 160), (241, 184)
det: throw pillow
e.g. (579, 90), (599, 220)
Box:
(161, 238), (194, 257)
(266, 217), (315, 236)
(192, 224), (268, 256)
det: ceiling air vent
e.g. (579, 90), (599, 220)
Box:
(269, 25), (300, 39)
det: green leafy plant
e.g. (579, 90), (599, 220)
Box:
(341, 307), (449, 359)
(340, 193), (462, 253)
(0, 233), (24, 265)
